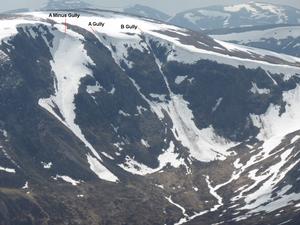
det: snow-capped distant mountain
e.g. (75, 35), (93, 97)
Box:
(210, 24), (300, 57)
(124, 4), (171, 21)
(169, 2), (300, 31)
(2, 8), (31, 14)
(1, 9), (300, 225)
(41, 0), (91, 10)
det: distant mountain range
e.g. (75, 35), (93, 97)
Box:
(168, 2), (300, 31)
(123, 2), (300, 57)
(209, 24), (300, 57)
(124, 2), (300, 31)
(41, 0), (91, 10)
(4, 1), (300, 32)
(123, 4), (171, 21)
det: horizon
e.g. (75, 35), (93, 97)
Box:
(1, 0), (300, 15)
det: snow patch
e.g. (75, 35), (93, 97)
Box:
(119, 141), (186, 175)
(22, 181), (29, 189)
(41, 161), (52, 169)
(119, 110), (131, 117)
(205, 175), (223, 211)
(291, 135), (300, 144)
(101, 152), (115, 160)
(53, 175), (82, 186)
(212, 97), (223, 112)
(86, 81), (102, 95)
(0, 166), (15, 173)
(250, 82), (270, 95)
(175, 75), (188, 85)
(141, 139), (150, 148)
(87, 154), (118, 182)
(224, 4), (257, 13)
(251, 85), (300, 141)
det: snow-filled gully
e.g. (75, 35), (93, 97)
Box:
(38, 25), (118, 182)
(143, 37), (237, 163)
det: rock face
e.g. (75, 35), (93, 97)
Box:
(0, 9), (300, 225)
(169, 2), (300, 31)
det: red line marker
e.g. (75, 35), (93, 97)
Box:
(90, 27), (96, 33)
(64, 17), (67, 33)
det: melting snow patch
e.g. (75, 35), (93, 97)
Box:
(251, 84), (300, 141)
(41, 161), (52, 169)
(212, 97), (223, 112)
(141, 139), (150, 148)
(119, 141), (186, 175)
(87, 154), (119, 182)
(166, 194), (210, 225)
(232, 145), (300, 216)
(155, 184), (164, 189)
(205, 175), (223, 211)
(149, 93), (167, 102)
(101, 152), (115, 160)
(0, 129), (8, 138)
(250, 82), (270, 95)
(224, 4), (258, 13)
(0, 166), (15, 173)
(113, 142), (124, 151)
(165, 196), (189, 224)
(0, 50), (9, 64)
(137, 105), (147, 114)
(118, 110), (131, 117)
(193, 186), (199, 192)
(53, 175), (82, 186)
(290, 135), (300, 144)
(86, 81), (102, 95)
(22, 181), (29, 189)
(175, 76), (188, 85)
(108, 86), (116, 95)
(161, 95), (236, 162)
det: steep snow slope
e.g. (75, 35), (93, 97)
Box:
(0, 9), (299, 175)
(38, 24), (118, 182)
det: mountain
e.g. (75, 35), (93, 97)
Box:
(124, 4), (171, 21)
(2, 8), (31, 14)
(209, 24), (300, 57)
(41, 0), (92, 10)
(1, 9), (300, 225)
(169, 2), (300, 31)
